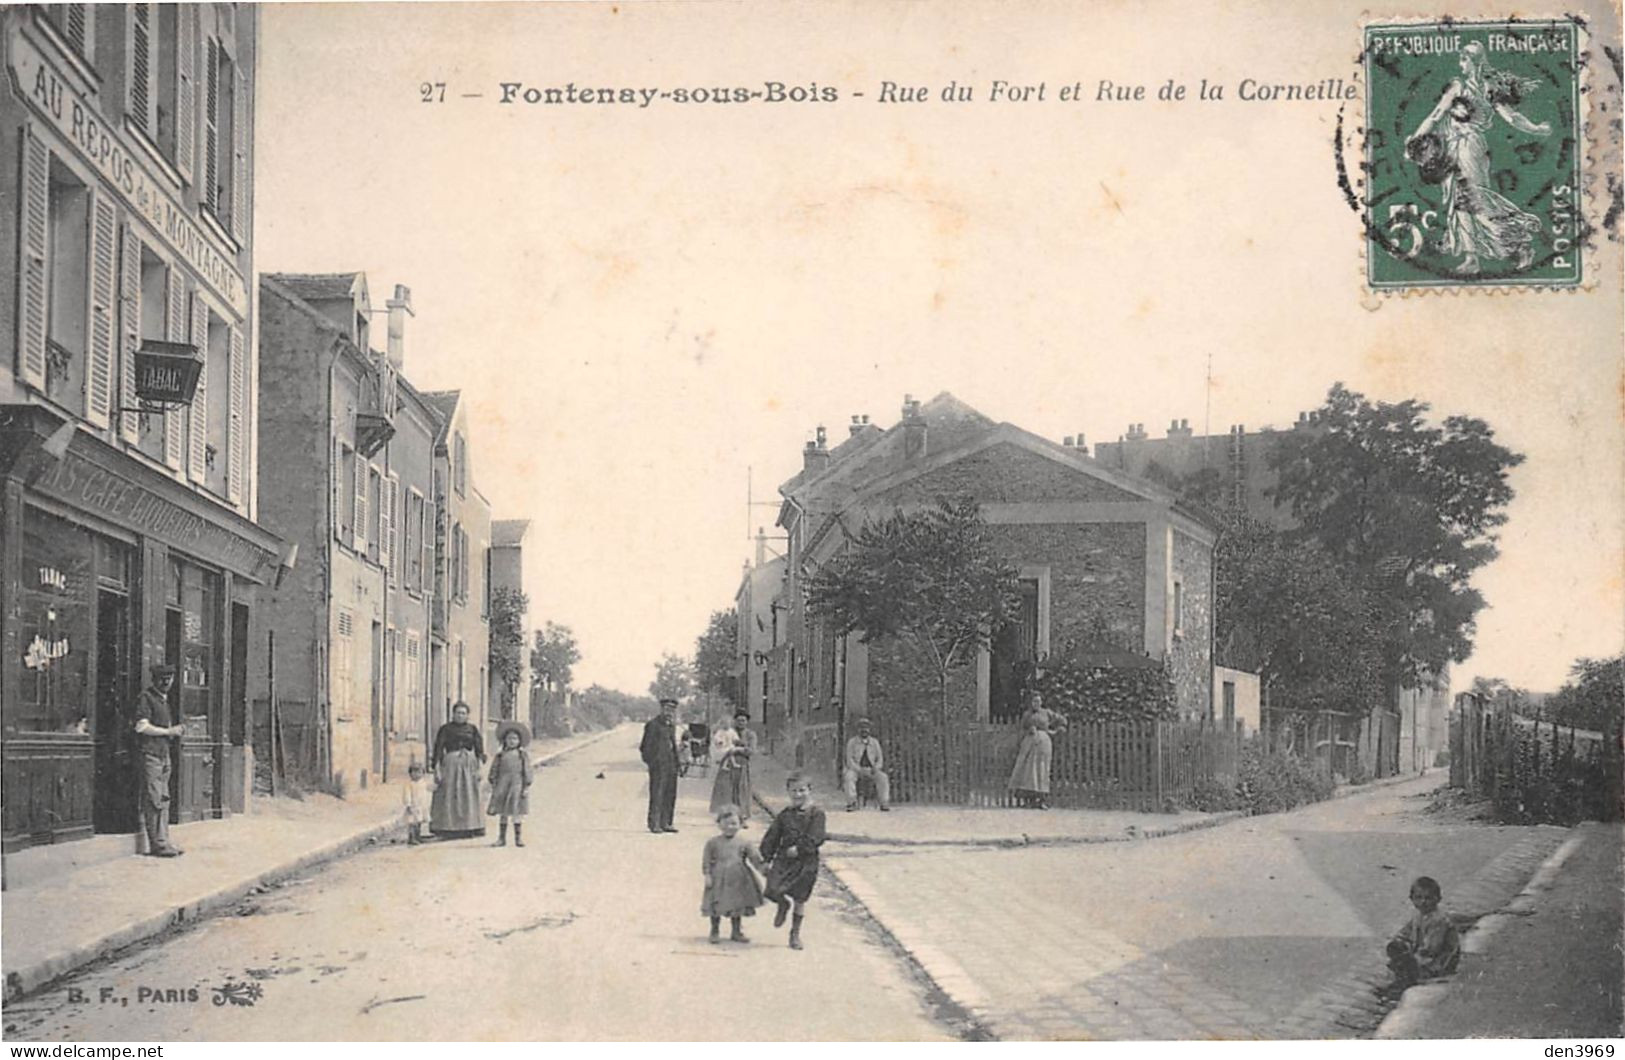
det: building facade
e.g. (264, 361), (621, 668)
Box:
(488, 518), (529, 725)
(423, 391), (492, 744)
(254, 273), (434, 794)
(1, 5), (278, 859)
(1093, 413), (1448, 773)
(760, 394), (1217, 771)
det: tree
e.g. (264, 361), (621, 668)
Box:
(1546, 655), (1624, 733)
(488, 588), (528, 719)
(693, 609), (739, 705)
(574, 685), (657, 730)
(530, 622), (581, 735)
(807, 497), (1022, 723)
(1270, 383), (1524, 694)
(1213, 512), (1384, 717)
(648, 652), (694, 704)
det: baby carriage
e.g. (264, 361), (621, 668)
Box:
(685, 722), (711, 777)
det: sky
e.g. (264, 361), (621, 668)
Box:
(253, 0), (1623, 696)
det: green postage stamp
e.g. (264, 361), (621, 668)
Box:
(1363, 19), (1582, 288)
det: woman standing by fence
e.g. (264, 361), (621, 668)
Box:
(1007, 693), (1068, 809)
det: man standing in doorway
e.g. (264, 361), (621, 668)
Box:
(641, 697), (681, 833)
(133, 664), (185, 856)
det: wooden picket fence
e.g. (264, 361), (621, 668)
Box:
(869, 716), (1244, 812)
(1450, 693), (1623, 823)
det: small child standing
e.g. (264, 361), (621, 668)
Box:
(402, 762), (432, 845)
(1386, 875), (1461, 989)
(487, 722), (533, 848)
(701, 804), (765, 943)
(760, 771), (827, 951)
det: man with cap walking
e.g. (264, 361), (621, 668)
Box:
(641, 697), (681, 833)
(132, 664), (185, 856)
(843, 716), (891, 812)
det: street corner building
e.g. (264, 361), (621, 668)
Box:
(746, 392), (1220, 779)
(255, 273), (495, 797)
(0, 5), (280, 878)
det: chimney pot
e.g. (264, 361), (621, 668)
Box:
(385, 284), (414, 370)
(815, 425), (827, 450)
(1063, 435), (1075, 448)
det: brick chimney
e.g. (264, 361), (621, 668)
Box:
(902, 396), (927, 460)
(1168, 418), (1192, 439)
(1125, 422), (1147, 441)
(849, 414), (871, 437)
(385, 284), (412, 370)
(803, 425), (830, 474)
(755, 526), (767, 566)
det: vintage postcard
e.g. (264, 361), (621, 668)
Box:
(0, 0), (1620, 1051)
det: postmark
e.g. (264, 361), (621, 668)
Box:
(1362, 18), (1583, 288)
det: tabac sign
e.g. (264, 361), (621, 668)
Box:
(134, 341), (204, 407)
(8, 27), (250, 317)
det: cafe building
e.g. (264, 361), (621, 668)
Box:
(0, 5), (279, 876)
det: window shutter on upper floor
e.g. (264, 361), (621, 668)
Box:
(127, 5), (154, 135)
(382, 475), (397, 580)
(18, 129), (50, 391)
(188, 292), (208, 482)
(227, 323), (246, 505)
(353, 452), (368, 553)
(174, 5), (196, 181)
(118, 223), (141, 442)
(163, 269), (185, 468)
(231, 63), (249, 245)
(86, 189), (117, 429)
(203, 36), (219, 214)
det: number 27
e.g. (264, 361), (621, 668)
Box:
(420, 82), (446, 103)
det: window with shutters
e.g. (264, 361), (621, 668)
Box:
(384, 475), (399, 582)
(353, 452), (368, 554)
(338, 444), (357, 543)
(453, 432), (467, 497)
(43, 5), (93, 62)
(200, 36), (244, 239)
(458, 525), (470, 606)
(482, 546), (492, 621)
(40, 158), (91, 417)
(404, 488), (425, 595)
(132, 248), (168, 460)
(334, 609), (353, 718)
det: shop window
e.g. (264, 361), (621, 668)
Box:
(9, 511), (94, 734)
(175, 561), (218, 733)
(46, 159), (90, 415)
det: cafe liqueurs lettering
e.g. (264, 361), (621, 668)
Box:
(12, 29), (249, 316)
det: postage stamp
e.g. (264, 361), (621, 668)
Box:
(1363, 18), (1583, 289)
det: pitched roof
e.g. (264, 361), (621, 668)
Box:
(421, 390), (462, 443)
(492, 520), (530, 547)
(263, 272), (363, 302)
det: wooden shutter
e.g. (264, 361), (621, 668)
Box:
(421, 499), (432, 597)
(163, 269), (184, 467)
(18, 129), (49, 390)
(381, 475), (397, 580)
(118, 223), (141, 441)
(353, 452), (367, 552)
(188, 292), (208, 482)
(231, 63), (248, 244)
(128, 5), (153, 134)
(174, 5), (196, 181)
(85, 190), (117, 429)
(332, 441), (343, 541)
(203, 37), (219, 212)
(62, 5), (88, 53)
(227, 323), (246, 505)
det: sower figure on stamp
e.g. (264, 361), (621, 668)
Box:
(1406, 40), (1551, 275)
(641, 697), (681, 833)
(132, 664), (184, 857)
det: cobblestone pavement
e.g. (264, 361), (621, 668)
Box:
(828, 777), (1570, 1040)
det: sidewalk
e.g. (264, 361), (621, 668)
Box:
(1, 727), (615, 1001)
(748, 748), (1245, 847)
(1376, 820), (1624, 1039)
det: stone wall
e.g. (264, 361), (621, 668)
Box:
(1168, 528), (1213, 719)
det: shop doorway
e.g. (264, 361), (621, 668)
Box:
(93, 589), (136, 833)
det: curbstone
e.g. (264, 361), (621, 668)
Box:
(3, 728), (614, 1003)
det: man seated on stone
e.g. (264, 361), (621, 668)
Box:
(842, 716), (891, 812)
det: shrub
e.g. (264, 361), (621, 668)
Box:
(1037, 660), (1177, 723)
(1346, 756), (1372, 786)
(1183, 776), (1246, 813)
(1235, 745), (1334, 815)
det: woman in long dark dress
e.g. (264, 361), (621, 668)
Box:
(431, 701), (486, 837)
(708, 710), (757, 825)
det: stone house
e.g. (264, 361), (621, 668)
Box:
(761, 393), (1218, 770)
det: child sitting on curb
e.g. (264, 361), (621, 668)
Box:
(1385, 875), (1461, 991)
